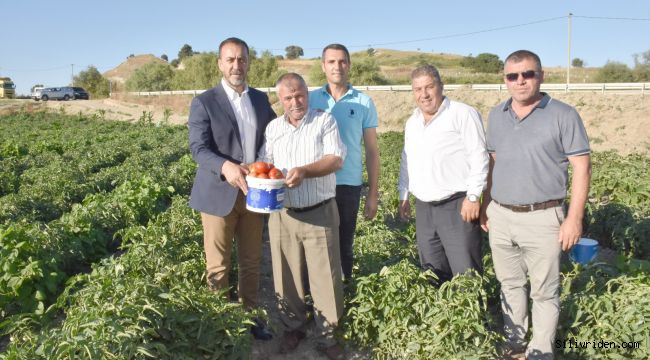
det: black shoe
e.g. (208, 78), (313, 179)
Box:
(279, 330), (306, 353)
(250, 319), (273, 341)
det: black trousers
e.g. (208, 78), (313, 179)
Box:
(414, 196), (482, 282)
(335, 185), (362, 280)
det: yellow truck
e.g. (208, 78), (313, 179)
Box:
(0, 77), (16, 99)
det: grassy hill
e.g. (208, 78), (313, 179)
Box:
(103, 54), (168, 91)
(104, 49), (601, 89)
(281, 48), (600, 85)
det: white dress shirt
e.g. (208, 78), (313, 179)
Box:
(221, 79), (257, 164)
(260, 109), (346, 208)
(398, 97), (488, 202)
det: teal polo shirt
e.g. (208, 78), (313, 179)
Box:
(309, 85), (378, 186)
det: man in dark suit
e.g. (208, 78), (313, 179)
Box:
(188, 37), (276, 340)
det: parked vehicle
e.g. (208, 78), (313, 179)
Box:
(0, 77), (16, 99)
(31, 86), (44, 101)
(40, 87), (75, 101)
(67, 86), (89, 100)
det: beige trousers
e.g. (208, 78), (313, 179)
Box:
(201, 191), (264, 309)
(487, 201), (565, 360)
(268, 200), (344, 346)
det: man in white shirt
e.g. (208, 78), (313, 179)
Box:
(398, 64), (488, 283)
(188, 37), (276, 340)
(260, 73), (346, 360)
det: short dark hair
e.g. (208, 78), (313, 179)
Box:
(321, 43), (350, 63)
(505, 50), (542, 71)
(275, 72), (307, 89)
(411, 64), (443, 86)
(218, 37), (249, 58)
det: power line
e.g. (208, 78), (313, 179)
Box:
(351, 16), (568, 48)
(268, 13), (649, 53)
(573, 15), (650, 21)
(268, 15), (569, 52)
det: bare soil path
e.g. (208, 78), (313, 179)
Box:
(3, 89), (647, 154)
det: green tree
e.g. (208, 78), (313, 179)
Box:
(309, 62), (327, 85)
(349, 58), (388, 85)
(247, 51), (286, 88)
(248, 47), (258, 60)
(461, 53), (503, 73)
(633, 50), (650, 81)
(172, 53), (220, 90)
(178, 44), (195, 61)
(633, 50), (650, 66)
(285, 46), (304, 60)
(594, 61), (634, 82)
(73, 66), (110, 98)
(125, 63), (174, 91)
(161, 54), (168, 62)
(572, 58), (585, 68)
(633, 64), (650, 82)
(308, 57), (388, 86)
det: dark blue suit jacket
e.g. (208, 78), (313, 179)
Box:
(188, 83), (276, 216)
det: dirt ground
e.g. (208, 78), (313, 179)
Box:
(370, 89), (650, 155)
(0, 96), (191, 126)
(2, 89), (647, 155)
(251, 230), (368, 360)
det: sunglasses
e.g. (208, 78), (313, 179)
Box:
(505, 70), (538, 82)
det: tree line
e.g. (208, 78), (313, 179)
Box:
(68, 45), (650, 98)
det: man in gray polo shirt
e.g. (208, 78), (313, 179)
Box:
(480, 50), (591, 360)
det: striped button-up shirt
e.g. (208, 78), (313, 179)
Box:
(260, 109), (346, 208)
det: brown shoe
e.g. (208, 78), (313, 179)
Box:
(278, 330), (305, 354)
(317, 343), (345, 360)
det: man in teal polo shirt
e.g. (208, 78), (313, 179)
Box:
(309, 43), (380, 281)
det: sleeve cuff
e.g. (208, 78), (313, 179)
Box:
(398, 189), (410, 201)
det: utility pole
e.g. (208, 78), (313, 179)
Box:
(71, 64), (74, 86)
(567, 13), (572, 86)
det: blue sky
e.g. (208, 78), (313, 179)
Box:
(2, 0), (649, 95)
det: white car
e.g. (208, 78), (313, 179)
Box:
(39, 87), (75, 101)
(31, 86), (44, 100)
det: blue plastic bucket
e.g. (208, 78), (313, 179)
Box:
(569, 238), (599, 265)
(246, 176), (285, 213)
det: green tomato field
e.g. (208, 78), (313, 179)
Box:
(1, 112), (649, 359)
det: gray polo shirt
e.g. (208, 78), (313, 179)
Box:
(486, 94), (590, 205)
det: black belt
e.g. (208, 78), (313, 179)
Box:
(427, 192), (466, 206)
(494, 199), (563, 213)
(287, 198), (332, 213)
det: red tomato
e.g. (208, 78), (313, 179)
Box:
(249, 171), (258, 178)
(257, 173), (269, 179)
(253, 161), (271, 174)
(269, 168), (284, 179)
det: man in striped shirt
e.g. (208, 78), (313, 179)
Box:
(260, 73), (347, 359)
